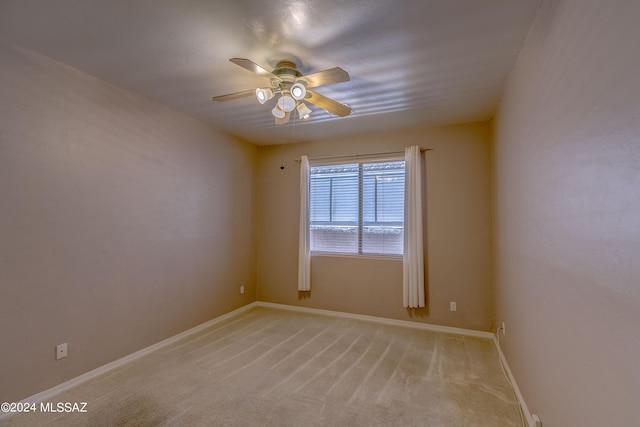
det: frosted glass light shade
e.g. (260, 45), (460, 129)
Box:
(272, 105), (286, 118)
(296, 102), (312, 120)
(291, 82), (306, 100)
(277, 94), (296, 112)
(256, 87), (274, 104)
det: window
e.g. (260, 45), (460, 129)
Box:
(309, 158), (405, 256)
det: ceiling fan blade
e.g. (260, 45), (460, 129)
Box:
(230, 58), (280, 79)
(275, 111), (290, 125)
(297, 67), (350, 88)
(306, 90), (352, 117)
(212, 89), (255, 102)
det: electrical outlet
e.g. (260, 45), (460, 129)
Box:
(240, 285), (245, 295)
(501, 322), (506, 335)
(449, 301), (457, 311)
(56, 343), (67, 360)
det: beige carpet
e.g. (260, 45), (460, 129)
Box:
(1, 307), (523, 426)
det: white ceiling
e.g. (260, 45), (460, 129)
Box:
(0, 0), (541, 145)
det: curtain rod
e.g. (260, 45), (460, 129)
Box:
(294, 147), (432, 163)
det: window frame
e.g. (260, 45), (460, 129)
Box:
(308, 154), (405, 258)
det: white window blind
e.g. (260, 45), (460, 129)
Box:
(309, 159), (405, 256)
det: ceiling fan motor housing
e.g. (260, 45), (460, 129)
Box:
(273, 61), (302, 81)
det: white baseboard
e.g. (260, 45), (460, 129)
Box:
(1, 302), (258, 421)
(255, 301), (494, 339)
(492, 335), (535, 427)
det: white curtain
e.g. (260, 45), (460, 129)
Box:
(403, 146), (425, 307)
(298, 155), (311, 291)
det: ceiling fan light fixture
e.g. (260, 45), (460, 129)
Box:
(290, 82), (306, 101)
(277, 94), (296, 112)
(255, 87), (274, 104)
(271, 105), (286, 119)
(296, 102), (312, 120)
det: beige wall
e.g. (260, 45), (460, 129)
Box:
(257, 122), (493, 331)
(0, 42), (257, 402)
(493, 0), (640, 425)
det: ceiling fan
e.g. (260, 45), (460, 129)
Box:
(212, 58), (352, 124)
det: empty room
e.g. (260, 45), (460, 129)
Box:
(0, 0), (638, 426)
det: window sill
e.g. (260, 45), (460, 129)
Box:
(311, 252), (403, 261)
